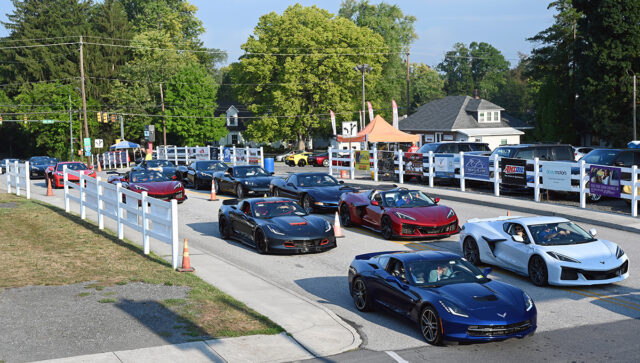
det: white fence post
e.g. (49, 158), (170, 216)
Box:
(373, 145), (378, 182)
(5, 160), (9, 194)
(171, 199), (179, 270)
(245, 146), (250, 165)
(80, 174), (86, 220)
(219, 145), (224, 161)
(260, 146), (264, 168)
(25, 161), (30, 199)
(64, 165), (70, 212)
(97, 176), (104, 229)
(141, 191), (149, 255)
(15, 161), (20, 197)
(494, 154), (500, 197)
(350, 149), (355, 180)
(428, 151), (434, 188)
(116, 183), (124, 239)
(534, 158), (540, 202)
(328, 147), (333, 176)
(632, 165), (638, 217)
(579, 160), (586, 209)
(173, 146), (178, 165)
(233, 146), (237, 166)
(459, 151), (465, 192)
(399, 151), (404, 184)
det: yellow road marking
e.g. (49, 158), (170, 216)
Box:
(561, 289), (640, 313)
(575, 288), (640, 309)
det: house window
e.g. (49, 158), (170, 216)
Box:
(479, 112), (485, 122)
(227, 115), (238, 127)
(478, 110), (500, 123)
(231, 134), (238, 144)
(501, 139), (508, 145)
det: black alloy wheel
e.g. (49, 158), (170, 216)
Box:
(218, 217), (230, 239)
(255, 230), (268, 254)
(273, 188), (280, 197)
(381, 216), (393, 240)
(236, 183), (244, 199)
(302, 194), (313, 213)
(528, 255), (548, 286)
(339, 204), (351, 227)
(352, 277), (372, 311)
(588, 193), (602, 203)
(463, 237), (481, 265)
(298, 159), (307, 167)
(214, 179), (220, 194)
(420, 306), (443, 345)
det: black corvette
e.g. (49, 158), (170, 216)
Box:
(213, 165), (276, 199)
(270, 172), (355, 213)
(218, 197), (337, 254)
(132, 159), (179, 180)
(29, 156), (59, 178)
(177, 160), (228, 189)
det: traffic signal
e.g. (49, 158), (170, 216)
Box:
(97, 112), (102, 123)
(111, 114), (116, 123)
(102, 112), (108, 123)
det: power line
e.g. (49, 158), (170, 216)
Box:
(0, 36), (78, 44)
(0, 78), (78, 89)
(0, 42), (78, 50)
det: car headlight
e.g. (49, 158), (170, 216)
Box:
(393, 211), (416, 221)
(173, 183), (182, 190)
(244, 180), (257, 186)
(324, 220), (332, 232)
(546, 251), (580, 263)
(616, 246), (625, 259)
(523, 291), (534, 312)
(447, 209), (455, 219)
(439, 300), (469, 318)
(266, 224), (284, 235)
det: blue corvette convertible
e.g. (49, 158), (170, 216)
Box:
(348, 250), (537, 345)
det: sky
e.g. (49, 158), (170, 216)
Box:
(0, 0), (557, 68)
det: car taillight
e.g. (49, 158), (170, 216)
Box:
(172, 175), (177, 180)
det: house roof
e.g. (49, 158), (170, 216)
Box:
(399, 95), (531, 132)
(337, 115), (419, 143)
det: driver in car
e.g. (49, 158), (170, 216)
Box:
(429, 264), (452, 282)
(539, 225), (570, 241)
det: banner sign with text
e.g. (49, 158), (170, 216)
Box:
(355, 150), (370, 171)
(541, 163), (572, 191)
(404, 152), (424, 176)
(500, 158), (527, 186)
(589, 165), (621, 198)
(434, 154), (455, 178)
(464, 155), (490, 180)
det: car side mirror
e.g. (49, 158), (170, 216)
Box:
(512, 235), (524, 243)
(287, 182), (295, 187)
(589, 228), (597, 237)
(89, 165), (94, 170)
(371, 200), (379, 206)
(270, 172), (275, 175)
(339, 180), (344, 184)
(434, 197), (440, 203)
(483, 267), (492, 277)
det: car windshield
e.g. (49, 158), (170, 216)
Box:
(252, 200), (307, 218)
(130, 171), (169, 183)
(407, 258), (489, 287)
(196, 161), (226, 171)
(471, 144), (491, 152)
(30, 157), (50, 165)
(581, 149), (620, 165)
(57, 163), (88, 171)
(491, 147), (516, 158)
(382, 190), (436, 208)
(417, 144), (439, 153)
(528, 222), (596, 245)
(147, 160), (175, 168)
(298, 174), (338, 187)
(234, 166), (270, 177)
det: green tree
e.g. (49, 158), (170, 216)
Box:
(232, 5), (386, 149)
(409, 63), (444, 109)
(437, 43), (474, 96)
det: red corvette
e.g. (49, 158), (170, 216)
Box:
(108, 170), (186, 203)
(48, 162), (96, 188)
(338, 188), (459, 240)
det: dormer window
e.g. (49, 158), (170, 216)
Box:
(479, 110), (500, 123)
(227, 114), (238, 126)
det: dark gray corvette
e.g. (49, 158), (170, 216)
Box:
(212, 165), (276, 198)
(218, 197), (337, 254)
(270, 172), (355, 213)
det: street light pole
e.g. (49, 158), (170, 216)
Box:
(354, 64), (372, 130)
(68, 95), (73, 161)
(634, 74), (637, 141)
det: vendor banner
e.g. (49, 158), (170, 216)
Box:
(248, 148), (261, 165)
(355, 150), (370, 170)
(223, 147), (231, 162)
(589, 165), (621, 198)
(434, 154), (454, 178)
(501, 158), (527, 186)
(541, 163), (572, 191)
(464, 155), (490, 180)
(378, 150), (395, 176)
(194, 147), (209, 160)
(404, 152), (424, 176)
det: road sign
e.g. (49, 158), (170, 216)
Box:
(342, 121), (357, 137)
(83, 138), (91, 148)
(94, 139), (104, 148)
(42, 119), (55, 124)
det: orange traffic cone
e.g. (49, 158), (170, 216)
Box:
(334, 211), (344, 238)
(177, 238), (195, 272)
(46, 174), (54, 196)
(209, 180), (218, 201)
(97, 159), (102, 172)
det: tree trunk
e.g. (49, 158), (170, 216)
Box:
(297, 132), (306, 150)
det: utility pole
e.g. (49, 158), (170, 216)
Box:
(79, 36), (89, 140)
(119, 114), (125, 140)
(160, 83), (167, 145)
(354, 64), (372, 130)
(634, 74), (637, 141)
(406, 51), (411, 117)
(68, 95), (73, 161)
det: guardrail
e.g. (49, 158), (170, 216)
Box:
(4, 160), (30, 199)
(156, 145), (264, 168)
(328, 148), (640, 217)
(63, 167), (179, 269)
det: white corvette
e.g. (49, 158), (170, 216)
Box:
(459, 216), (629, 286)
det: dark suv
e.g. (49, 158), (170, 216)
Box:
(417, 141), (491, 154)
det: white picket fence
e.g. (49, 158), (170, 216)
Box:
(156, 145), (264, 168)
(95, 151), (130, 170)
(4, 160), (30, 199)
(328, 148), (640, 217)
(63, 167), (179, 269)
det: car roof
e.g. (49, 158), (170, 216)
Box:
(388, 250), (461, 262)
(495, 144), (572, 148)
(295, 172), (331, 177)
(468, 215), (569, 225)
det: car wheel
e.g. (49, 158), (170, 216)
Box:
(255, 229), (268, 254)
(339, 203), (351, 227)
(302, 194), (313, 214)
(323, 159), (329, 167)
(463, 237), (481, 265)
(273, 188), (280, 197)
(420, 305), (443, 345)
(381, 216), (393, 240)
(351, 277), (372, 312)
(528, 255), (548, 286)
(194, 177), (201, 190)
(218, 216), (231, 239)
(588, 193), (602, 203)
(298, 159), (306, 167)
(235, 183), (244, 199)
(214, 179), (220, 194)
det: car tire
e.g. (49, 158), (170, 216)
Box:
(339, 203), (352, 227)
(528, 255), (548, 286)
(235, 183), (244, 199)
(214, 179), (220, 194)
(419, 305), (443, 345)
(381, 216), (393, 240)
(255, 229), (268, 254)
(302, 194), (313, 214)
(588, 193), (601, 203)
(463, 237), (481, 265)
(298, 159), (306, 167)
(218, 216), (231, 239)
(323, 159), (329, 167)
(351, 277), (372, 312)
(273, 188), (280, 197)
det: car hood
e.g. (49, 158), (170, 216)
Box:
(540, 239), (616, 262)
(130, 181), (182, 193)
(389, 205), (454, 223)
(268, 215), (327, 236)
(428, 281), (524, 315)
(305, 186), (354, 201)
(240, 176), (274, 186)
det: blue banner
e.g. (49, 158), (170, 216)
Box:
(464, 155), (490, 180)
(223, 147), (231, 162)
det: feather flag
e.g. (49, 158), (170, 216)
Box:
(367, 101), (374, 122)
(330, 110), (336, 135)
(392, 100), (398, 129)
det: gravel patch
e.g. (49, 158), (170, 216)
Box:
(0, 282), (201, 363)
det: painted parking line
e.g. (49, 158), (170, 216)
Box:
(385, 351), (410, 363)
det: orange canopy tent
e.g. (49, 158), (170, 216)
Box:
(337, 115), (419, 143)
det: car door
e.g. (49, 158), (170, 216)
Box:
(362, 192), (384, 228)
(282, 175), (299, 198)
(186, 162), (197, 185)
(494, 223), (534, 274)
(374, 258), (416, 316)
(229, 201), (253, 240)
(221, 167), (235, 192)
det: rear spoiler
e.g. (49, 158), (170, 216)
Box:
(355, 250), (405, 261)
(222, 198), (238, 206)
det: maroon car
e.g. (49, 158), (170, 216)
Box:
(338, 188), (458, 240)
(108, 170), (187, 203)
(308, 153), (330, 167)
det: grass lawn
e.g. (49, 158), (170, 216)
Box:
(0, 193), (283, 338)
